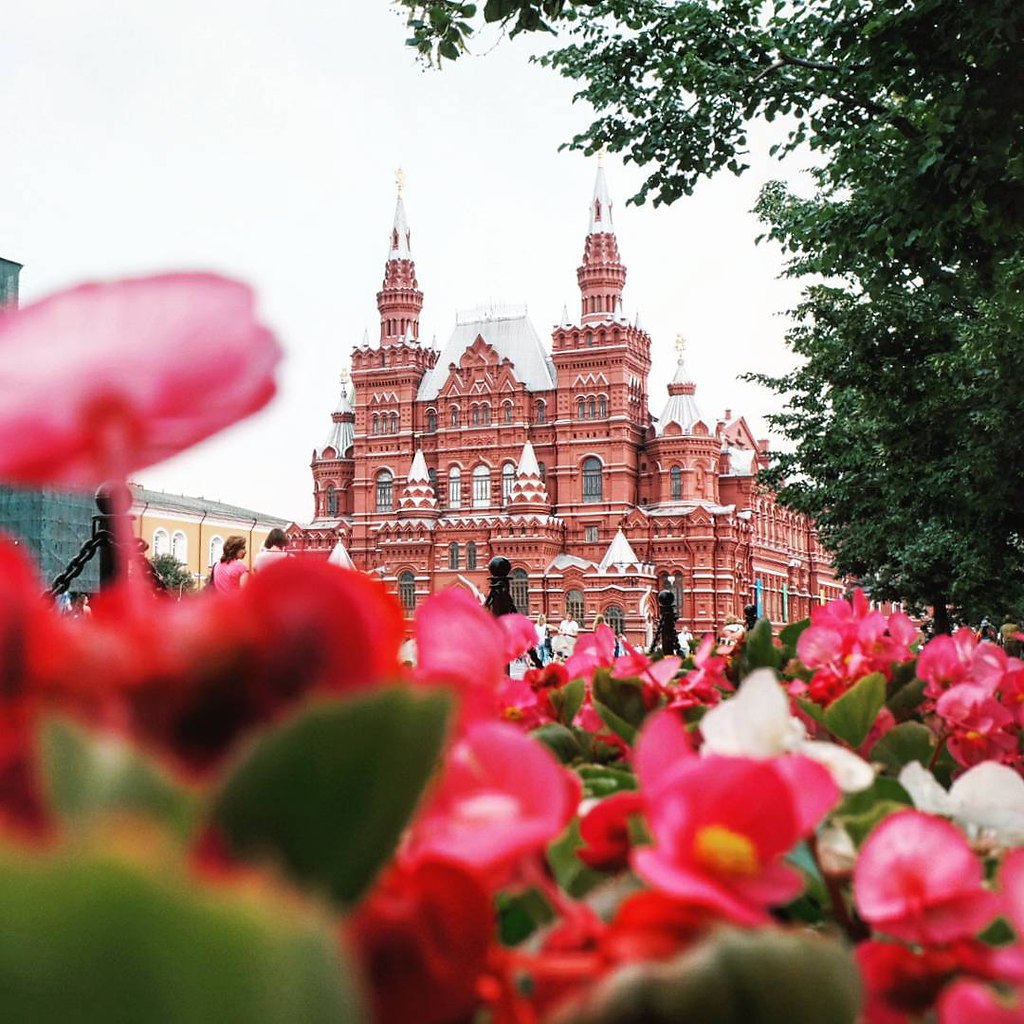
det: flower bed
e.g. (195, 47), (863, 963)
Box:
(0, 277), (1022, 1023)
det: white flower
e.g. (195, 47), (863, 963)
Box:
(899, 760), (1024, 845)
(700, 668), (875, 792)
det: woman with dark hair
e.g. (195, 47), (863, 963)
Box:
(254, 527), (290, 574)
(211, 535), (248, 593)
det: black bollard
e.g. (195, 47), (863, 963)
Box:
(93, 481), (132, 590)
(485, 555), (516, 617)
(657, 588), (679, 657)
(743, 602), (758, 632)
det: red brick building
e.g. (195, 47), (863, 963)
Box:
(293, 169), (840, 643)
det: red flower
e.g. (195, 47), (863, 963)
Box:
(577, 791), (644, 872)
(56, 559), (405, 777)
(854, 810), (1000, 945)
(601, 890), (716, 964)
(350, 857), (493, 1024)
(0, 275), (280, 486)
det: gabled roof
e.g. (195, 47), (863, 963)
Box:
(417, 313), (556, 401)
(130, 484), (289, 526)
(598, 529), (644, 572)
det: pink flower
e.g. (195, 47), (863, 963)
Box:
(854, 810), (1000, 945)
(938, 980), (1022, 1024)
(631, 709), (836, 925)
(935, 684), (1018, 768)
(403, 722), (577, 884)
(796, 589), (917, 706)
(677, 633), (732, 702)
(0, 274), (281, 486)
(564, 624), (617, 684)
(414, 588), (509, 725)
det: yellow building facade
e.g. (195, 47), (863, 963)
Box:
(131, 484), (290, 584)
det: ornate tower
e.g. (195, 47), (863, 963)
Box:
(349, 171), (438, 568)
(577, 159), (626, 325)
(376, 168), (423, 346)
(550, 162), (652, 555)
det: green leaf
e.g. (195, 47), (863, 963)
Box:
(547, 819), (607, 897)
(835, 776), (912, 845)
(870, 721), (935, 774)
(213, 687), (450, 907)
(558, 927), (861, 1023)
(796, 697), (828, 727)
(578, 764), (637, 799)
(0, 845), (364, 1023)
(823, 672), (886, 748)
(532, 722), (584, 763)
(40, 717), (198, 840)
(738, 618), (779, 675)
(551, 676), (586, 727)
(497, 887), (555, 945)
(593, 672), (649, 729)
(886, 676), (926, 718)
(593, 699), (637, 745)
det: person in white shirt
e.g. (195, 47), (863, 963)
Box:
(253, 528), (290, 573)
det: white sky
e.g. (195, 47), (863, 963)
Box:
(2, 1), (807, 523)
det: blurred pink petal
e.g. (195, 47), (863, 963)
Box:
(0, 274), (280, 486)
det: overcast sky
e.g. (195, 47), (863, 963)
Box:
(3, 1), (807, 523)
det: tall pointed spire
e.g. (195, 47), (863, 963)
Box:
(578, 159), (626, 325)
(656, 334), (706, 436)
(377, 167), (424, 346)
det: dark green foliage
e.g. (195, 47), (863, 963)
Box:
(150, 552), (196, 593)
(397, 0), (1024, 622)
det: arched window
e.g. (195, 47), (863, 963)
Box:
(659, 573), (684, 618)
(604, 604), (625, 637)
(448, 467), (462, 508)
(510, 568), (529, 613)
(371, 414), (379, 435)
(448, 542), (460, 571)
(537, 461), (546, 481)
(326, 484), (338, 516)
(171, 530), (187, 564)
(152, 528), (170, 557)
(503, 402), (513, 423)
(471, 405), (481, 426)
(502, 462), (516, 503)
(376, 469), (394, 512)
(450, 406), (460, 427)
(472, 465), (491, 508)
(565, 589), (585, 625)
(398, 571), (416, 612)
(536, 400), (546, 424)
(208, 536), (223, 566)
(598, 395), (607, 418)
(481, 403), (491, 425)
(390, 412), (399, 434)
(426, 409), (437, 433)
(588, 398), (596, 418)
(582, 457), (603, 503)
(466, 541), (477, 570)
(427, 467), (438, 498)
(577, 398), (585, 419)
(670, 466), (683, 500)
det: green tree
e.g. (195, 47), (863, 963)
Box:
(397, 0), (1024, 625)
(150, 553), (195, 594)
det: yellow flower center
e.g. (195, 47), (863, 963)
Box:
(502, 706), (523, 721)
(965, 730), (983, 741)
(693, 826), (760, 876)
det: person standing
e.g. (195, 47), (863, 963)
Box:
(253, 528), (290, 574)
(212, 535), (248, 593)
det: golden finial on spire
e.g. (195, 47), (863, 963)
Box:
(395, 167), (406, 195)
(675, 333), (687, 359)
(597, 146), (606, 168)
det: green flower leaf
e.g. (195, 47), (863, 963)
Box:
(212, 687), (450, 907)
(551, 676), (586, 727)
(823, 672), (886, 749)
(558, 927), (861, 1023)
(0, 846), (364, 1023)
(41, 717), (199, 840)
(870, 721), (936, 774)
(532, 722), (584, 764)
